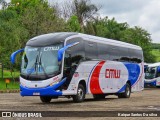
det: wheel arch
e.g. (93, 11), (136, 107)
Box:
(78, 80), (86, 94)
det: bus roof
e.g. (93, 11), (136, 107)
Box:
(148, 62), (160, 67)
(77, 33), (142, 50)
(26, 32), (77, 47)
(26, 32), (142, 50)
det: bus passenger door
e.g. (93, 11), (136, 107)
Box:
(63, 53), (72, 88)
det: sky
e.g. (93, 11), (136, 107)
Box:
(50, 0), (160, 43)
(1, 0), (160, 43)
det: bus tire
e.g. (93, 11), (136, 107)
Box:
(93, 94), (105, 100)
(73, 84), (85, 103)
(40, 96), (52, 103)
(118, 83), (131, 98)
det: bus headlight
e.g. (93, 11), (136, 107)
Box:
(50, 81), (59, 86)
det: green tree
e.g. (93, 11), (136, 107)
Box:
(84, 17), (155, 62)
(67, 15), (81, 32)
(61, 0), (99, 32)
(122, 27), (155, 62)
(0, 9), (28, 68)
(0, 0), (68, 69)
(11, 0), (68, 38)
(85, 17), (128, 39)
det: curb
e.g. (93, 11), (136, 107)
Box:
(0, 89), (20, 93)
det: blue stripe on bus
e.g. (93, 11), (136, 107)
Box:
(117, 62), (141, 93)
(123, 62), (140, 87)
(117, 84), (126, 93)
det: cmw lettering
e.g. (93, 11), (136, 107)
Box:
(105, 69), (121, 78)
(44, 46), (59, 51)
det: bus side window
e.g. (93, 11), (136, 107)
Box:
(128, 49), (142, 63)
(85, 41), (98, 60)
(65, 39), (85, 74)
(98, 43), (110, 60)
(157, 67), (160, 77)
(157, 73), (160, 77)
(64, 53), (72, 72)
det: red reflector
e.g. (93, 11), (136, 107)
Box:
(74, 73), (79, 77)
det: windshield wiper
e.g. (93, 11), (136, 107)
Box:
(35, 54), (39, 72)
(39, 52), (49, 78)
(26, 54), (39, 79)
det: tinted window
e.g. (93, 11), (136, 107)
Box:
(98, 43), (130, 62)
(65, 38), (143, 64)
(65, 38), (85, 67)
(98, 44), (110, 60)
(98, 43), (143, 63)
(118, 47), (130, 62)
(108, 45), (121, 61)
(128, 49), (143, 63)
(85, 41), (98, 60)
(63, 38), (85, 80)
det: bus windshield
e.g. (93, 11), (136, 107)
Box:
(21, 44), (63, 79)
(145, 67), (157, 79)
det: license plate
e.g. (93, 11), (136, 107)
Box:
(33, 92), (40, 95)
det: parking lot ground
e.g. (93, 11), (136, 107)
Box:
(0, 88), (160, 119)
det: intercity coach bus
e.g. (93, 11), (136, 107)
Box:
(11, 32), (144, 103)
(144, 62), (160, 87)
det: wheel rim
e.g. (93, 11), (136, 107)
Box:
(77, 88), (83, 100)
(126, 86), (130, 96)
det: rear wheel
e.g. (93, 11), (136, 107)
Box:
(118, 83), (131, 98)
(73, 84), (85, 103)
(40, 96), (52, 103)
(93, 94), (105, 100)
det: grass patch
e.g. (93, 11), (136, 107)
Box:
(0, 80), (19, 90)
(0, 69), (20, 79)
(151, 49), (160, 62)
(0, 69), (20, 90)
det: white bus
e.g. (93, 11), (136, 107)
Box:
(144, 62), (160, 87)
(11, 32), (144, 103)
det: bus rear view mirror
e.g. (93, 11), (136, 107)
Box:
(157, 66), (160, 73)
(57, 42), (79, 62)
(10, 49), (24, 64)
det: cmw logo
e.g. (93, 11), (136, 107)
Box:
(105, 69), (121, 78)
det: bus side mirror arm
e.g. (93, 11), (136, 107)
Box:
(57, 42), (79, 62)
(10, 49), (24, 64)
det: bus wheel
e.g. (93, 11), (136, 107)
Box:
(93, 94), (105, 100)
(118, 83), (131, 98)
(40, 96), (52, 103)
(73, 84), (85, 103)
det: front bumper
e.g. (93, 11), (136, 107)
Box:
(20, 78), (66, 96)
(144, 80), (156, 87)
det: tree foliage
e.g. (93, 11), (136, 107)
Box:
(0, 9), (28, 68)
(84, 17), (155, 62)
(0, 0), (157, 69)
(59, 0), (99, 32)
(152, 43), (160, 49)
(67, 15), (81, 32)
